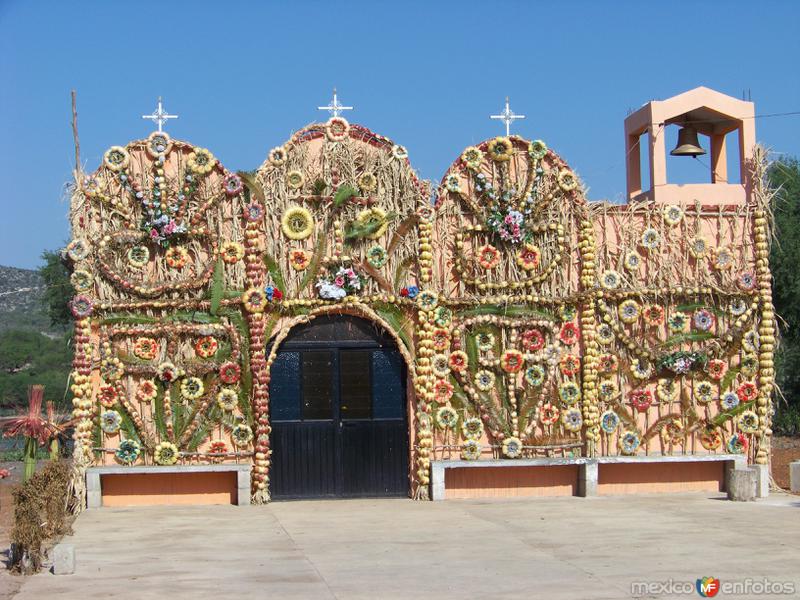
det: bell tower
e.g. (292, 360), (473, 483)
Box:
(624, 86), (755, 204)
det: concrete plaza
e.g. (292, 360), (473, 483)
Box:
(9, 492), (800, 599)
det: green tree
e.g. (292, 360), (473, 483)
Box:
(768, 156), (800, 433)
(0, 330), (72, 413)
(38, 249), (73, 328)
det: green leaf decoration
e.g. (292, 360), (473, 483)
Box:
(450, 389), (469, 412)
(238, 357), (253, 423)
(218, 308), (255, 424)
(711, 399), (755, 427)
(298, 229), (328, 292)
(459, 305), (555, 320)
(152, 390), (168, 441)
(186, 404), (222, 452)
(655, 350), (708, 373)
(262, 252), (287, 293)
(92, 420), (103, 460)
(333, 184), (358, 207)
(101, 314), (158, 325)
(239, 345), (253, 401)
(166, 311), (220, 324)
(675, 303), (727, 318)
(495, 371), (510, 413)
(313, 178), (327, 196)
(170, 384), (186, 439)
(720, 366), (741, 393)
(210, 258), (224, 316)
(344, 211), (397, 241)
(661, 332), (715, 348)
(237, 386), (254, 429)
(117, 407), (142, 446)
(262, 313), (277, 342)
(180, 385), (216, 447)
(465, 331), (479, 372)
(214, 340), (233, 363)
(373, 304), (412, 349)
(218, 308), (249, 337)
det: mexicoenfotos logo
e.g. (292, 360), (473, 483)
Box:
(631, 577), (796, 596)
(696, 577), (720, 597)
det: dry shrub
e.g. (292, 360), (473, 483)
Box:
(10, 461), (72, 574)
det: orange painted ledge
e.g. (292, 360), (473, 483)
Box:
(86, 465), (251, 507)
(430, 455), (748, 501)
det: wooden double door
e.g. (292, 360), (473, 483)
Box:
(269, 316), (409, 499)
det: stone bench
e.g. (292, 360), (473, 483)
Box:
(86, 464), (251, 508)
(595, 454), (753, 497)
(790, 461), (800, 493)
(430, 457), (594, 501)
(431, 454), (750, 501)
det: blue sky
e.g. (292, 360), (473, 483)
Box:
(1, 0), (798, 269)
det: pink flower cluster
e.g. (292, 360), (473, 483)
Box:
(316, 267), (362, 300)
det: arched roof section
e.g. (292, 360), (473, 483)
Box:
(68, 132), (248, 303)
(431, 135), (591, 300)
(254, 119), (429, 300)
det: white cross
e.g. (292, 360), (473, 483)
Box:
(490, 96), (525, 136)
(318, 88), (353, 118)
(142, 96), (178, 133)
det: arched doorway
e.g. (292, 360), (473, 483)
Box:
(269, 315), (410, 499)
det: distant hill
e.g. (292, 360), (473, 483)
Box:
(0, 265), (71, 413)
(0, 265), (60, 334)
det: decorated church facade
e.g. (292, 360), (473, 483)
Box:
(67, 86), (775, 505)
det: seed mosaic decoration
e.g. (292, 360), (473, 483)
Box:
(68, 116), (775, 502)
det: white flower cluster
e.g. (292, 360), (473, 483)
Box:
(316, 267), (361, 299)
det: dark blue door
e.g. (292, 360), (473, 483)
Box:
(269, 316), (409, 499)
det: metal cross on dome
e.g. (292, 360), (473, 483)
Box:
(318, 88), (353, 118)
(142, 97), (178, 133)
(490, 96), (525, 136)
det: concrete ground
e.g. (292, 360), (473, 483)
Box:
(6, 492), (800, 600)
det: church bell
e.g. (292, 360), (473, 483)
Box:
(670, 126), (706, 157)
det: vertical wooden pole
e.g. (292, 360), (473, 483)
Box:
(71, 90), (81, 176)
